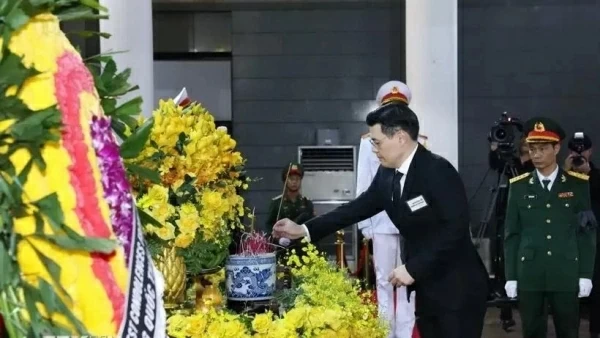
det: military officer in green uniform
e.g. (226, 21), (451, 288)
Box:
(266, 162), (315, 235)
(504, 117), (597, 338)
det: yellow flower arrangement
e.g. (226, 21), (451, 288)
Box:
(129, 99), (250, 274)
(166, 244), (389, 338)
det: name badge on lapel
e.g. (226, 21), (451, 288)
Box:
(558, 192), (574, 198)
(406, 195), (428, 212)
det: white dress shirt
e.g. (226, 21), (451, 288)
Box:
(356, 138), (398, 235)
(395, 143), (419, 196)
(302, 143), (420, 242)
(536, 164), (559, 190)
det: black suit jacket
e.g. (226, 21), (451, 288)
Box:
(306, 144), (488, 315)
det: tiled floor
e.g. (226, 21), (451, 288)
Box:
(483, 307), (590, 337)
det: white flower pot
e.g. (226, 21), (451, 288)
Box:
(225, 252), (276, 301)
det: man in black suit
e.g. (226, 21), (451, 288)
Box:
(272, 102), (489, 338)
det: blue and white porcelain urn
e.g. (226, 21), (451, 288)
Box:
(225, 252), (277, 301)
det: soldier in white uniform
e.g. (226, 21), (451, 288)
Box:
(357, 81), (417, 338)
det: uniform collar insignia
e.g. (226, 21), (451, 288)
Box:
(561, 174), (566, 183)
(528, 176), (534, 185)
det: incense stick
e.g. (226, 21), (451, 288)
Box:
(276, 162), (292, 221)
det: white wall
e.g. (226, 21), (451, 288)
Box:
(100, 0), (155, 117)
(153, 61), (232, 120)
(406, 0), (458, 169)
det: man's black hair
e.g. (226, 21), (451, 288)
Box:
(366, 102), (420, 141)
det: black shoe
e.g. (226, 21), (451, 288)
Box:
(502, 319), (516, 332)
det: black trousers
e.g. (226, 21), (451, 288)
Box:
(417, 303), (487, 338)
(589, 284), (600, 333)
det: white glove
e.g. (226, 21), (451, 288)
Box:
(579, 278), (593, 298)
(279, 237), (291, 247)
(361, 227), (373, 240)
(505, 281), (517, 298)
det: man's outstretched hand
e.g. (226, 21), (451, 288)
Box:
(272, 218), (307, 240)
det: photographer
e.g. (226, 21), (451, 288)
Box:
(563, 133), (600, 338)
(489, 136), (534, 176)
(487, 136), (534, 332)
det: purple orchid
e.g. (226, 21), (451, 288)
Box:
(90, 115), (134, 264)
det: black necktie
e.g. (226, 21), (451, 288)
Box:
(542, 179), (551, 191)
(392, 171), (404, 203)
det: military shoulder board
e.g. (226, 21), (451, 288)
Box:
(509, 172), (531, 184)
(567, 170), (589, 181)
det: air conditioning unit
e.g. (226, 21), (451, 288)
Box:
(298, 146), (358, 270)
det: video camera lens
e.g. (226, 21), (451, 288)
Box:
(488, 112), (523, 162)
(492, 127), (508, 142)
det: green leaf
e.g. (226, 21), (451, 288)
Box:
(0, 241), (15, 288)
(27, 144), (47, 171)
(33, 233), (116, 254)
(80, 0), (108, 12)
(175, 132), (187, 155)
(29, 194), (118, 254)
(22, 285), (44, 336)
(0, 52), (38, 90)
(10, 106), (60, 141)
(28, 243), (70, 303)
(0, 176), (14, 204)
(110, 119), (128, 140)
(35, 279), (87, 334)
(33, 212), (44, 234)
(28, 0), (54, 5)
(15, 155), (33, 189)
(100, 59), (117, 86)
(33, 193), (64, 228)
(138, 207), (162, 228)
(0, 0), (10, 15)
(113, 97), (142, 117)
(120, 117), (153, 159)
(67, 30), (111, 39)
(101, 97), (117, 114)
(55, 6), (107, 21)
(83, 51), (126, 63)
(5, 6), (28, 30)
(126, 163), (160, 183)
(22, 282), (83, 336)
(105, 69), (138, 97)
(117, 114), (139, 130)
(0, 95), (28, 121)
(37, 278), (58, 313)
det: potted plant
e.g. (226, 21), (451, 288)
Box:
(226, 229), (277, 302)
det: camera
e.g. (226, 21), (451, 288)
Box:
(571, 132), (586, 167)
(488, 112), (524, 160)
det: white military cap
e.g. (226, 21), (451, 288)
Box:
(375, 80), (411, 106)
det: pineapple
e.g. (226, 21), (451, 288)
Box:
(154, 245), (187, 308)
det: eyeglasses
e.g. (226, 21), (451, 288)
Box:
(369, 130), (402, 149)
(369, 137), (384, 149)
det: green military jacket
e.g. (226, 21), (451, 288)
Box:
(265, 194), (315, 232)
(504, 168), (596, 292)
